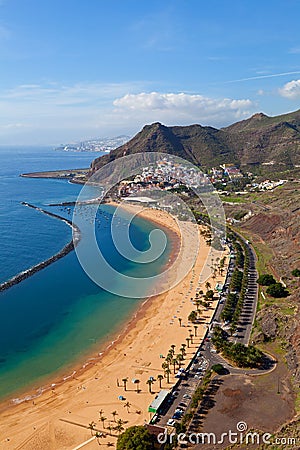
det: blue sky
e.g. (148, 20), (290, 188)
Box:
(0, 0), (300, 144)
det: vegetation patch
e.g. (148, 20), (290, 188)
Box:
(117, 425), (153, 450)
(212, 326), (264, 368)
(266, 282), (289, 298)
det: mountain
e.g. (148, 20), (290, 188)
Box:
(90, 109), (300, 174)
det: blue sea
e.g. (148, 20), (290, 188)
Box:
(0, 147), (173, 400)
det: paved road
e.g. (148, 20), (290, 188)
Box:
(155, 233), (272, 429)
(212, 232), (259, 346)
(156, 352), (210, 428)
(231, 231), (259, 346)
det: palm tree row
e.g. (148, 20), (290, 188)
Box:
(88, 417), (127, 439)
(161, 343), (187, 382)
(89, 410), (129, 440)
(220, 231), (250, 333)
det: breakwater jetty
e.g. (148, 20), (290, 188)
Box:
(0, 203), (80, 293)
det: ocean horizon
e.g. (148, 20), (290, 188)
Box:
(0, 147), (174, 401)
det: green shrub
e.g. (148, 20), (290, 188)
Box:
(117, 426), (153, 450)
(211, 364), (225, 374)
(266, 283), (289, 298)
(257, 274), (276, 286)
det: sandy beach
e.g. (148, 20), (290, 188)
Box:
(0, 204), (228, 450)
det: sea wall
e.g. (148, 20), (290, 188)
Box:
(0, 203), (80, 293)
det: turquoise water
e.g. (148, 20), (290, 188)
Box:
(0, 148), (173, 400)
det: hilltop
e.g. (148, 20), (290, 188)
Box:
(91, 109), (300, 175)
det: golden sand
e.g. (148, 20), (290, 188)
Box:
(0, 205), (228, 450)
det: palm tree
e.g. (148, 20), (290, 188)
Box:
(205, 281), (211, 290)
(146, 379), (154, 393)
(188, 310), (198, 323)
(194, 325), (198, 337)
(98, 409), (104, 419)
(162, 361), (169, 371)
(171, 344), (176, 352)
(171, 358), (177, 374)
(186, 337), (190, 348)
(164, 368), (171, 384)
(88, 421), (96, 436)
(178, 317), (182, 327)
(180, 346), (186, 357)
(166, 352), (173, 362)
(124, 401), (131, 413)
(122, 377), (128, 392)
(114, 420), (125, 435)
(189, 333), (193, 344)
(176, 354), (183, 368)
(111, 410), (118, 422)
(157, 374), (164, 389)
(134, 379), (140, 393)
(107, 425), (112, 436)
(95, 431), (102, 446)
(100, 416), (107, 429)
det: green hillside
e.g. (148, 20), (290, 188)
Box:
(91, 109), (300, 175)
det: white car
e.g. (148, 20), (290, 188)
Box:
(183, 394), (191, 399)
(167, 419), (176, 426)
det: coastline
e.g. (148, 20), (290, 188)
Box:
(20, 168), (89, 184)
(0, 203), (80, 293)
(0, 205), (180, 406)
(0, 203), (229, 450)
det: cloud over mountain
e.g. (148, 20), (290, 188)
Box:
(113, 92), (254, 126)
(279, 80), (300, 99)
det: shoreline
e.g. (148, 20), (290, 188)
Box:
(1, 286), (164, 408)
(0, 203), (80, 293)
(20, 168), (89, 184)
(0, 206), (180, 408)
(0, 203), (229, 449)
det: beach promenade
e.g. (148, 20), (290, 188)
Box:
(0, 207), (228, 450)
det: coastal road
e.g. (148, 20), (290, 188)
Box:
(156, 352), (209, 428)
(212, 232), (259, 347)
(231, 231), (259, 346)
(155, 234), (269, 429)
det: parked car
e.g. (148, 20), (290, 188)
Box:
(167, 418), (176, 426)
(183, 394), (191, 399)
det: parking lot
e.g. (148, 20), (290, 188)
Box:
(156, 355), (209, 428)
(154, 235), (260, 429)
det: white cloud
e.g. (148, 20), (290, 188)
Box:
(279, 79), (300, 99)
(0, 123), (28, 129)
(113, 92), (254, 127)
(0, 84), (255, 144)
(1, 82), (142, 104)
(0, 81), (145, 143)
